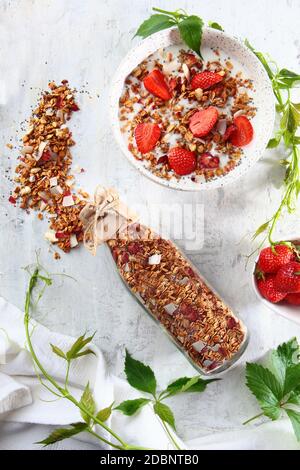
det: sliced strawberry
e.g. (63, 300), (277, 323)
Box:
(157, 155), (169, 165)
(8, 196), (16, 204)
(179, 302), (199, 321)
(229, 116), (254, 147)
(70, 103), (80, 111)
(41, 150), (51, 162)
(168, 147), (196, 176)
(223, 124), (236, 142)
(169, 77), (177, 91)
(190, 71), (223, 90)
(189, 106), (219, 138)
(143, 69), (172, 101)
(285, 293), (300, 306)
(134, 122), (161, 154)
(198, 152), (220, 169)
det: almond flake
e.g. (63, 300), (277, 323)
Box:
(62, 194), (75, 207)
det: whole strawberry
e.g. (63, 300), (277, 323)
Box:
(274, 262), (300, 293)
(257, 244), (294, 274)
(168, 147), (196, 175)
(285, 293), (300, 306)
(257, 275), (287, 304)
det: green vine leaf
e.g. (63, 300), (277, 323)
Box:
(154, 402), (176, 430)
(124, 349), (157, 396)
(50, 343), (66, 360)
(37, 422), (87, 446)
(164, 376), (218, 397)
(79, 383), (96, 424)
(96, 402), (114, 422)
(115, 398), (151, 416)
(66, 333), (96, 360)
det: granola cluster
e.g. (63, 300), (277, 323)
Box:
(119, 48), (256, 183)
(10, 81), (88, 254)
(108, 223), (246, 373)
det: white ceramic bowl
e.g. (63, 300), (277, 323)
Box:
(110, 27), (275, 191)
(252, 236), (300, 325)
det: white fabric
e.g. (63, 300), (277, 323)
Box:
(0, 296), (299, 451)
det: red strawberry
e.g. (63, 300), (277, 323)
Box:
(134, 122), (161, 154)
(285, 293), (300, 306)
(274, 262), (300, 293)
(179, 302), (199, 321)
(168, 147), (196, 175)
(257, 244), (295, 274)
(189, 106), (219, 138)
(229, 116), (254, 147)
(257, 275), (287, 304)
(190, 71), (223, 90)
(198, 152), (220, 169)
(223, 124), (236, 142)
(143, 69), (172, 101)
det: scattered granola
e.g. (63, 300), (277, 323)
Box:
(119, 46), (256, 183)
(108, 223), (247, 374)
(10, 81), (88, 253)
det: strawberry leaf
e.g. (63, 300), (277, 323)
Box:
(286, 409), (300, 441)
(178, 15), (204, 58)
(208, 21), (224, 31)
(272, 337), (300, 387)
(134, 14), (176, 39)
(245, 363), (282, 420)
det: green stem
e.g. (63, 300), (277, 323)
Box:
(152, 7), (177, 17)
(65, 360), (70, 389)
(243, 412), (264, 425)
(24, 269), (130, 450)
(160, 419), (181, 450)
(87, 427), (123, 450)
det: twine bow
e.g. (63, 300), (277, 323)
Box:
(79, 186), (138, 255)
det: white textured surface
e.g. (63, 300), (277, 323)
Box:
(0, 0), (300, 445)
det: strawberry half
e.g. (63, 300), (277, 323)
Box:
(274, 262), (300, 293)
(198, 152), (220, 169)
(168, 147), (196, 175)
(257, 275), (287, 304)
(134, 122), (161, 154)
(189, 106), (219, 138)
(190, 71), (223, 90)
(229, 116), (254, 147)
(257, 244), (295, 274)
(143, 69), (172, 101)
(285, 293), (300, 306)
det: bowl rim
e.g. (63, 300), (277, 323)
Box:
(109, 26), (276, 192)
(251, 235), (300, 324)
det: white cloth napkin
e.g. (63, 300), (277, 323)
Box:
(0, 296), (299, 450)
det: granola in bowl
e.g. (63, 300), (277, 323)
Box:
(111, 28), (275, 190)
(119, 45), (256, 185)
